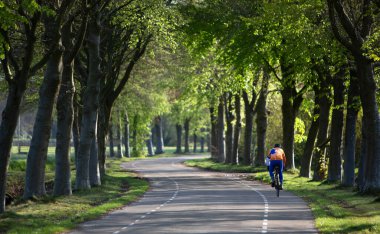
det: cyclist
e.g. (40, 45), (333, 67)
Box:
(267, 143), (286, 190)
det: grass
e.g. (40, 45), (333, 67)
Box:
(2, 145), (189, 233)
(0, 158), (149, 234)
(185, 158), (380, 234)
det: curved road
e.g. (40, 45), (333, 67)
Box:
(71, 155), (317, 234)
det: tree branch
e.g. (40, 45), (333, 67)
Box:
(66, 14), (89, 63)
(332, 0), (363, 47)
(360, 0), (373, 38)
(327, 0), (356, 53)
(111, 34), (152, 102)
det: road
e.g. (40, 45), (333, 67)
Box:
(70, 155), (317, 234)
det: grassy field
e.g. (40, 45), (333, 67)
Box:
(1, 146), (185, 233)
(185, 158), (380, 234)
(1, 157), (149, 234)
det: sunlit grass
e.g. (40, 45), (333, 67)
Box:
(186, 157), (380, 234)
(0, 158), (149, 234)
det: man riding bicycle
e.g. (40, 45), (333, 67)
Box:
(267, 144), (286, 190)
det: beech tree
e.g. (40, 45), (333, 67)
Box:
(0, 1), (51, 213)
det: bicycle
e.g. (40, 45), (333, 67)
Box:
(273, 165), (281, 197)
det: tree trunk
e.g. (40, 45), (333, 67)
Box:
(89, 120), (101, 186)
(279, 61), (303, 170)
(200, 136), (205, 153)
(232, 94), (241, 165)
(116, 114), (123, 158)
(216, 96), (225, 162)
(193, 133), (198, 153)
(300, 87), (320, 178)
(154, 116), (165, 154)
(184, 118), (190, 153)
(355, 58), (380, 192)
(357, 116), (367, 190)
(0, 82), (26, 213)
(146, 130), (155, 156)
(97, 103), (112, 177)
(254, 71), (269, 166)
(73, 99), (80, 168)
(124, 112), (130, 157)
(206, 133), (211, 152)
(109, 121), (115, 157)
(242, 91), (255, 165)
(342, 70), (360, 186)
(210, 107), (217, 160)
(131, 115), (139, 157)
(281, 89), (296, 170)
(327, 71), (345, 182)
(75, 11), (101, 190)
(328, 0), (380, 192)
(175, 124), (182, 154)
(225, 93), (234, 164)
(54, 24), (75, 195)
(24, 22), (63, 198)
(313, 87), (331, 181)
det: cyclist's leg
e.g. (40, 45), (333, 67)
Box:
(269, 162), (275, 181)
(278, 160), (283, 184)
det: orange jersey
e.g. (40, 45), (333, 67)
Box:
(268, 147), (286, 165)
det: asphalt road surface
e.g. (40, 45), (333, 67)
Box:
(70, 155), (317, 234)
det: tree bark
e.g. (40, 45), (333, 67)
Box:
(175, 124), (182, 154)
(53, 12), (88, 195)
(300, 87), (320, 178)
(73, 99), (80, 168)
(279, 61), (304, 170)
(242, 90), (256, 166)
(184, 118), (190, 153)
(89, 118), (101, 186)
(154, 116), (165, 154)
(109, 120), (115, 157)
(254, 71), (269, 166)
(0, 82), (27, 213)
(54, 27), (75, 196)
(124, 112), (131, 157)
(131, 115), (139, 157)
(313, 83), (331, 181)
(200, 136), (205, 153)
(146, 130), (155, 156)
(327, 70), (345, 182)
(342, 69), (360, 186)
(75, 10), (101, 190)
(209, 107), (217, 160)
(193, 133), (197, 153)
(225, 93), (234, 164)
(116, 113), (123, 158)
(356, 58), (380, 192)
(24, 22), (63, 198)
(216, 96), (225, 162)
(232, 94), (241, 165)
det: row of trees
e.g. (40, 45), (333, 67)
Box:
(179, 0), (379, 193)
(0, 0), (184, 213)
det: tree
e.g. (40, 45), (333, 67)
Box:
(0, 1), (49, 213)
(328, 0), (380, 192)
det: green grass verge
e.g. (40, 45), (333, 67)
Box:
(0, 158), (149, 234)
(185, 158), (380, 234)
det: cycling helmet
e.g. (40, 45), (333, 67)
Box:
(274, 143), (282, 148)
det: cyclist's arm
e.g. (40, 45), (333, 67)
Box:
(283, 153), (287, 167)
